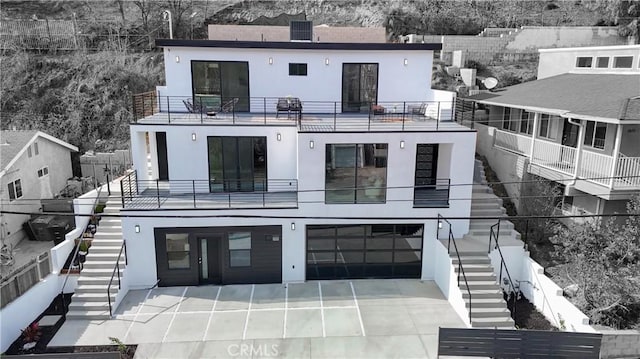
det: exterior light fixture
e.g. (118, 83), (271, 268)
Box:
(309, 140), (314, 149)
(191, 133), (197, 141)
(404, 58), (408, 66)
(175, 56), (180, 63)
(291, 222), (296, 231)
(438, 221), (443, 229)
(400, 140), (405, 149)
(135, 224), (141, 233)
(268, 57), (273, 65)
(277, 133), (282, 141)
(325, 58), (329, 66)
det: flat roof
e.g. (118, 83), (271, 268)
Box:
(155, 39), (442, 51)
(466, 73), (640, 122)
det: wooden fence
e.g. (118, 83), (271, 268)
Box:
(0, 251), (52, 309)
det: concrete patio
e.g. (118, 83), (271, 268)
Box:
(49, 279), (466, 358)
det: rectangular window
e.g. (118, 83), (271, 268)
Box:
(229, 232), (251, 267)
(166, 233), (190, 269)
(596, 57), (609, 68)
(7, 179), (22, 201)
(207, 136), (267, 192)
(37, 167), (49, 177)
(34, 142), (39, 155)
(288, 63), (308, 76)
(501, 107), (511, 130)
(576, 57), (593, 68)
(325, 144), (388, 204)
(613, 56), (633, 68)
(519, 111), (533, 134)
(191, 61), (249, 112)
(27, 146), (32, 158)
(538, 114), (558, 139)
(584, 121), (607, 149)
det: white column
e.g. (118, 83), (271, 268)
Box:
(529, 112), (539, 161)
(609, 124), (623, 189)
(573, 119), (586, 180)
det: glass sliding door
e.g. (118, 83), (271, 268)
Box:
(192, 61), (250, 112)
(325, 143), (387, 203)
(342, 63), (379, 113)
(207, 137), (267, 192)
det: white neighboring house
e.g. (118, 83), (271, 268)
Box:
(458, 45), (640, 218)
(0, 131), (78, 247)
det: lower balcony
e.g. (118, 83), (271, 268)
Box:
(492, 128), (640, 191)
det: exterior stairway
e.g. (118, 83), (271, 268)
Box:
(67, 191), (125, 320)
(450, 159), (521, 328)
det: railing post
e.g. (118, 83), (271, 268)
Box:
(232, 101), (236, 124)
(264, 97), (267, 124)
(108, 287), (112, 317)
(106, 173), (111, 195)
(124, 241), (128, 265)
(166, 97), (171, 124)
(117, 263), (121, 290)
(156, 179), (161, 208)
(120, 179), (125, 207)
(333, 102), (337, 131)
(402, 102), (406, 129)
(192, 180), (196, 208)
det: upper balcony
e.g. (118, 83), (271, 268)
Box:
(131, 92), (465, 132)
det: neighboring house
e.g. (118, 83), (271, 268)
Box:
(118, 26), (478, 290)
(0, 131), (78, 247)
(208, 23), (386, 43)
(457, 45), (640, 219)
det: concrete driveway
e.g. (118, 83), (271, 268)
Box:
(49, 279), (466, 358)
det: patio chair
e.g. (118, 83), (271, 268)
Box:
(221, 98), (239, 113)
(183, 98), (217, 116)
(276, 98), (290, 118)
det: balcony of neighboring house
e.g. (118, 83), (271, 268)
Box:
(464, 107), (640, 195)
(130, 91), (462, 132)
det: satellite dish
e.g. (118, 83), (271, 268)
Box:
(483, 77), (499, 90)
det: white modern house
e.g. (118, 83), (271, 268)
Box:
(65, 26), (597, 332)
(457, 45), (640, 218)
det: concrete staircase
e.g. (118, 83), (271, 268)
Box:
(450, 159), (521, 329)
(67, 192), (125, 320)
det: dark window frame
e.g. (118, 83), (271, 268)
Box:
(576, 56), (593, 68)
(166, 233), (191, 270)
(288, 63), (308, 76)
(596, 57), (609, 68)
(583, 121), (607, 150)
(207, 136), (268, 193)
(8, 179), (22, 201)
(228, 232), (252, 268)
(613, 56), (633, 69)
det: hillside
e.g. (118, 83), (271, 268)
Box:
(0, 0), (620, 153)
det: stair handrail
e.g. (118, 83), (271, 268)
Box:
(488, 219), (518, 320)
(438, 214), (472, 325)
(60, 184), (104, 318)
(107, 240), (127, 317)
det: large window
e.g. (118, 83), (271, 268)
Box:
(306, 224), (423, 279)
(8, 179), (22, 201)
(501, 107), (511, 130)
(166, 233), (190, 269)
(207, 137), (267, 192)
(596, 57), (609, 68)
(584, 121), (607, 149)
(342, 63), (379, 112)
(191, 61), (249, 111)
(519, 110), (533, 134)
(325, 144), (387, 204)
(229, 232), (251, 267)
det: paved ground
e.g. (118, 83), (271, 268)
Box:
(49, 279), (466, 358)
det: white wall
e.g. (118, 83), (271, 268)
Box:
(433, 238), (472, 327)
(519, 256), (595, 333)
(0, 274), (61, 353)
(538, 45), (640, 79)
(163, 46), (434, 105)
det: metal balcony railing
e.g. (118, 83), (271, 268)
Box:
(130, 93), (459, 132)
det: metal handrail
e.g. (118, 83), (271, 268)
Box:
(438, 214), (472, 324)
(60, 184), (103, 317)
(488, 219), (518, 320)
(107, 240), (127, 317)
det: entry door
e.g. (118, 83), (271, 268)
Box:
(414, 144), (439, 206)
(562, 120), (579, 148)
(198, 235), (222, 284)
(156, 132), (169, 180)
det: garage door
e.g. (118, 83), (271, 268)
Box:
(306, 224), (423, 280)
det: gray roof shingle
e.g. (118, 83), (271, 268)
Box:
(0, 130), (38, 170)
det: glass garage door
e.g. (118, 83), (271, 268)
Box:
(306, 224), (423, 280)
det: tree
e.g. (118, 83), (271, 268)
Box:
(553, 195), (640, 329)
(588, 0), (640, 42)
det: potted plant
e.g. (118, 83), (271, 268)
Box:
(78, 241), (89, 263)
(21, 322), (41, 352)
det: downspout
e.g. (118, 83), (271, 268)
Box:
(566, 118), (585, 191)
